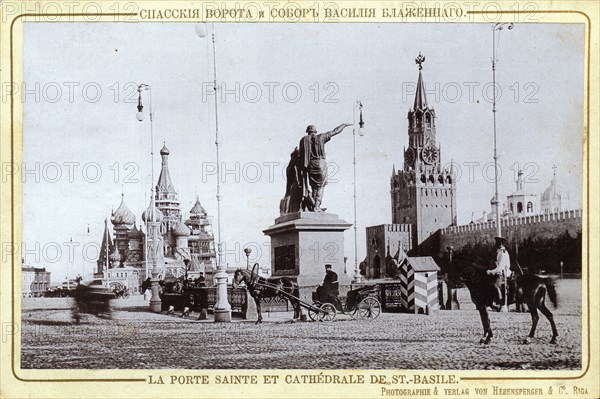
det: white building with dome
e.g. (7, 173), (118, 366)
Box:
(540, 168), (571, 213)
(505, 169), (538, 216)
(479, 168), (571, 222)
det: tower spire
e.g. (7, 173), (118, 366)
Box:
(157, 143), (176, 194)
(97, 218), (113, 274)
(413, 53), (428, 111)
(155, 143), (182, 231)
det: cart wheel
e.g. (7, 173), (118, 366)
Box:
(357, 297), (381, 320)
(308, 303), (320, 321)
(318, 303), (337, 322)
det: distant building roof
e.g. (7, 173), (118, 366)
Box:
(405, 256), (440, 272)
(22, 266), (47, 273)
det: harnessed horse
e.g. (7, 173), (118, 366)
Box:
(459, 262), (558, 345)
(233, 264), (302, 324)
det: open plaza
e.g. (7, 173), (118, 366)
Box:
(15, 23), (585, 378)
(20, 278), (581, 370)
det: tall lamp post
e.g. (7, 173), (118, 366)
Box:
(352, 100), (366, 283)
(491, 22), (513, 312)
(135, 83), (162, 312)
(244, 248), (252, 270)
(195, 22), (232, 322)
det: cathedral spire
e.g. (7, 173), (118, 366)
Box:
(157, 143), (176, 195)
(97, 218), (113, 274)
(101, 218), (112, 250)
(413, 53), (428, 112)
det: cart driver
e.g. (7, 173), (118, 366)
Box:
(317, 264), (340, 307)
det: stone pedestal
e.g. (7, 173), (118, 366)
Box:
(263, 212), (352, 305)
(213, 269), (232, 322)
(149, 280), (161, 313)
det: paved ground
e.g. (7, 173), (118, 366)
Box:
(20, 279), (582, 370)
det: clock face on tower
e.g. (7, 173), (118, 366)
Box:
(405, 147), (416, 168)
(421, 144), (439, 164)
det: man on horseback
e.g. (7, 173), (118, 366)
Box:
(487, 236), (512, 309)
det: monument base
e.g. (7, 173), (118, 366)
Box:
(214, 309), (232, 322)
(264, 211), (352, 299)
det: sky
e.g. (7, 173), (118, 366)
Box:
(22, 22), (584, 281)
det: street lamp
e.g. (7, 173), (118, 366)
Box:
(244, 248), (252, 270)
(491, 22), (513, 312)
(195, 22), (232, 322)
(352, 100), (366, 284)
(135, 83), (162, 312)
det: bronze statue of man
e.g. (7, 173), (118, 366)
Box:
(298, 123), (351, 212)
(279, 147), (303, 214)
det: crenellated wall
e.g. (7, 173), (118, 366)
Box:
(438, 209), (582, 254)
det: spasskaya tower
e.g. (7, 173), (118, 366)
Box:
(390, 53), (456, 247)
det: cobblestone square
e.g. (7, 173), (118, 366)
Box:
(20, 279), (582, 370)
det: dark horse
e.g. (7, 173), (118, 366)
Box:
(233, 264), (302, 324)
(459, 262), (558, 345)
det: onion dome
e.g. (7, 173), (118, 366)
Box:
(128, 224), (144, 239)
(172, 220), (191, 237)
(142, 199), (164, 223)
(111, 194), (136, 226)
(542, 174), (568, 202)
(160, 143), (170, 156)
(109, 246), (122, 262)
(189, 196), (207, 215)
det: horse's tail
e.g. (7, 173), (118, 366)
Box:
(545, 278), (558, 308)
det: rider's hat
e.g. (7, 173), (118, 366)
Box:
(324, 264), (332, 269)
(306, 125), (317, 134)
(494, 236), (507, 245)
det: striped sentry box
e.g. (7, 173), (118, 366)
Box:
(399, 256), (440, 314)
(413, 271), (439, 313)
(399, 261), (415, 310)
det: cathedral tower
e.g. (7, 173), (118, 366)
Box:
(155, 143), (182, 233)
(185, 196), (217, 270)
(97, 218), (113, 274)
(391, 53), (456, 247)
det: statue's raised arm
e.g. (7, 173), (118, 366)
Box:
(327, 123), (352, 137)
(296, 123), (352, 212)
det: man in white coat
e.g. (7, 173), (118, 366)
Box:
(487, 236), (511, 308)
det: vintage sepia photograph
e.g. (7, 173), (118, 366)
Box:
(2, 8), (590, 397)
(17, 21), (584, 373)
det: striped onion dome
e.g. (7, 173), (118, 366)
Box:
(111, 194), (136, 226)
(141, 199), (164, 223)
(109, 245), (122, 262)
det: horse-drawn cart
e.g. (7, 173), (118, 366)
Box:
(233, 266), (381, 323)
(307, 285), (381, 322)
